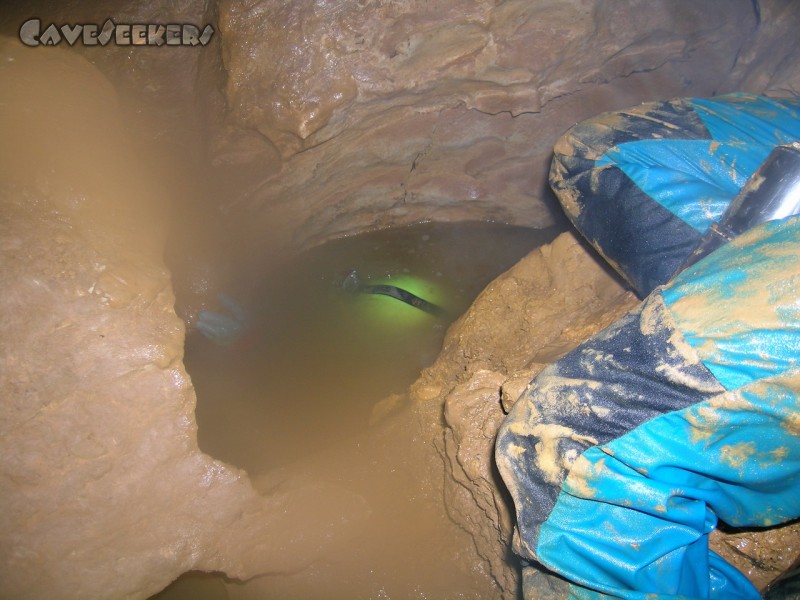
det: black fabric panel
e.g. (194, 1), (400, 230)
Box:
(550, 98), (711, 296)
(495, 294), (724, 561)
(573, 168), (701, 295)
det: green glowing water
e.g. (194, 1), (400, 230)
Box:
(184, 221), (558, 474)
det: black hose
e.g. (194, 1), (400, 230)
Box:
(360, 284), (445, 317)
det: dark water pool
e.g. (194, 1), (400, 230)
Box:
(154, 221), (558, 600)
(184, 221), (558, 475)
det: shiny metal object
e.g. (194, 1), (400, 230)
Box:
(674, 141), (800, 275)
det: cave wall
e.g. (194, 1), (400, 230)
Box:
(409, 233), (641, 594)
(2, 1), (800, 599)
(5, 1), (796, 257)
(0, 38), (365, 600)
(215, 0), (783, 252)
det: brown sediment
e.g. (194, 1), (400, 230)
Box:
(565, 455), (601, 499)
(2, 0), (800, 597)
(640, 295), (726, 393)
(507, 421), (599, 486)
(784, 411), (800, 436)
(686, 386), (759, 444)
(412, 231), (638, 593)
(711, 520), (800, 592)
(720, 441), (758, 471)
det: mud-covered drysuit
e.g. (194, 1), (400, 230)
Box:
(496, 93), (800, 599)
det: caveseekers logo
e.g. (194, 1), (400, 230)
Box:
(19, 18), (214, 47)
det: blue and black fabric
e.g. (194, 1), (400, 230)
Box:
(549, 93), (800, 297)
(495, 215), (800, 599)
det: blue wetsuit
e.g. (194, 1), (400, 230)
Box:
(549, 93), (800, 296)
(496, 94), (800, 599)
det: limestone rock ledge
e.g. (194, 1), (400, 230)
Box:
(218, 0), (760, 250)
(411, 231), (800, 596)
(0, 40), (364, 600)
(411, 232), (638, 595)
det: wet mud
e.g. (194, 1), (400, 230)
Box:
(149, 222), (559, 599)
(3, 2), (800, 598)
(181, 222), (559, 475)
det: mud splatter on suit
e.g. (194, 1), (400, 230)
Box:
(497, 94), (800, 599)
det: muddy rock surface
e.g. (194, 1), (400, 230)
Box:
(1, 1), (800, 599)
(0, 41), (366, 600)
(410, 232), (639, 595)
(218, 0), (762, 250)
(412, 232), (800, 596)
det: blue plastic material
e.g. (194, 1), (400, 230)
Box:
(497, 215), (800, 599)
(662, 216), (800, 390)
(538, 370), (799, 599)
(196, 293), (252, 346)
(596, 94), (800, 233)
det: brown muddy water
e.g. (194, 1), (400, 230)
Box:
(156, 221), (559, 600)
(185, 221), (558, 475)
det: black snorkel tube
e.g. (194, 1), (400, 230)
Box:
(342, 269), (446, 317)
(673, 141), (800, 276)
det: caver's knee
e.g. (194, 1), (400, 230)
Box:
(549, 94), (800, 297)
(496, 215), (800, 598)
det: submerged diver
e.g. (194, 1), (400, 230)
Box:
(496, 93), (800, 599)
